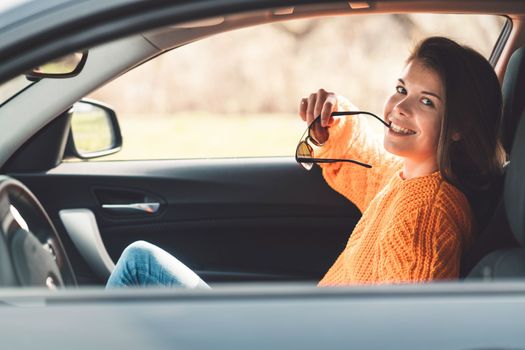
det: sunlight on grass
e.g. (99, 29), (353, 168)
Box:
(96, 112), (306, 161)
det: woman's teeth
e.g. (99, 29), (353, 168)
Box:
(389, 122), (416, 135)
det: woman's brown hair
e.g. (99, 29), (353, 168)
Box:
(407, 36), (506, 194)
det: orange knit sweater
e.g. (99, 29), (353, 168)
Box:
(316, 100), (473, 286)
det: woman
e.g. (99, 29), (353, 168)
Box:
(106, 36), (505, 288)
(304, 36), (505, 285)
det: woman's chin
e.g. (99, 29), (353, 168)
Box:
(383, 140), (406, 157)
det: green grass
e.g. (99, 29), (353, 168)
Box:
(76, 112), (306, 161)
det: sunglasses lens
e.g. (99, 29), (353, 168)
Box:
(309, 118), (329, 146)
(296, 141), (311, 158)
(296, 142), (313, 170)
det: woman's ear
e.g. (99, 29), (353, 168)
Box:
(452, 132), (461, 141)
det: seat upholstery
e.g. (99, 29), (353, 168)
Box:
(464, 47), (525, 279)
(467, 114), (525, 279)
(502, 47), (525, 154)
(461, 181), (516, 277)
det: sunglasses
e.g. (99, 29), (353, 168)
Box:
(295, 111), (390, 171)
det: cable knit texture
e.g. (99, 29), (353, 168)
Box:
(316, 98), (473, 286)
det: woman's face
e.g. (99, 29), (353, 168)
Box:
(383, 59), (445, 165)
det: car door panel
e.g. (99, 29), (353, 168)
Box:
(11, 157), (361, 284)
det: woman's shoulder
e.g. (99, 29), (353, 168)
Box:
(394, 172), (470, 216)
(435, 176), (470, 210)
(408, 173), (472, 226)
(394, 175), (472, 238)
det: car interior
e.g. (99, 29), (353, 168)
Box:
(462, 45), (525, 279)
(462, 47), (525, 280)
(1, 1), (525, 290)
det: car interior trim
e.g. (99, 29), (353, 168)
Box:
(0, 34), (160, 168)
(59, 209), (115, 280)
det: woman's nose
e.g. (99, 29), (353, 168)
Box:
(393, 96), (412, 117)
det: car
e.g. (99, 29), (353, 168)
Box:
(0, 0), (525, 348)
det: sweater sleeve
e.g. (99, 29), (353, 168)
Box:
(313, 96), (403, 213)
(378, 205), (470, 283)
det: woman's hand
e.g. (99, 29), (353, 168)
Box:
(299, 89), (338, 145)
(299, 88), (338, 127)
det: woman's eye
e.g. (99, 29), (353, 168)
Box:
(421, 97), (434, 107)
(396, 86), (406, 94)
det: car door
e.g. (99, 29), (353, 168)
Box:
(1, 4), (508, 286)
(3, 14), (375, 286)
(7, 121), (360, 285)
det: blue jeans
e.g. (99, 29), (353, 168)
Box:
(106, 241), (211, 289)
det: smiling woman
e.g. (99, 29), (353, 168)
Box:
(106, 33), (504, 287)
(383, 60), (444, 175)
(300, 36), (505, 286)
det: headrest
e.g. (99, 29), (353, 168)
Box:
(502, 47), (525, 154)
(504, 108), (525, 246)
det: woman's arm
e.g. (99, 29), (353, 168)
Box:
(378, 204), (472, 283)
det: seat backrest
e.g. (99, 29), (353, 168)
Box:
(461, 173), (517, 277)
(502, 47), (525, 154)
(467, 110), (525, 279)
(503, 104), (525, 250)
(463, 47), (525, 278)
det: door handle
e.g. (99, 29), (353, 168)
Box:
(102, 202), (160, 214)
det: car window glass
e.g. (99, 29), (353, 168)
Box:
(85, 14), (507, 161)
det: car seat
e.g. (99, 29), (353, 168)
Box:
(463, 47), (525, 279)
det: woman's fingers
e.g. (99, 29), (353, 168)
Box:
(300, 89), (338, 126)
(297, 89), (339, 145)
(306, 93), (318, 125)
(321, 93), (337, 127)
(299, 98), (308, 121)
(313, 89), (327, 119)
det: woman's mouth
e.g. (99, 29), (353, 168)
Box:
(388, 121), (416, 135)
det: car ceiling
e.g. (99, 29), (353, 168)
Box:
(1, 0), (525, 82)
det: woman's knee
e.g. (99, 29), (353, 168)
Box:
(119, 240), (157, 262)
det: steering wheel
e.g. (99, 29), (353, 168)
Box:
(0, 176), (76, 288)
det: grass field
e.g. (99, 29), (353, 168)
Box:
(78, 112), (307, 161)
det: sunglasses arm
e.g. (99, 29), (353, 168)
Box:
(296, 157), (372, 169)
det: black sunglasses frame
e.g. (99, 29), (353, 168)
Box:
(295, 111), (390, 170)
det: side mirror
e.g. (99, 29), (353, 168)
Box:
(25, 51), (88, 80)
(65, 100), (122, 160)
